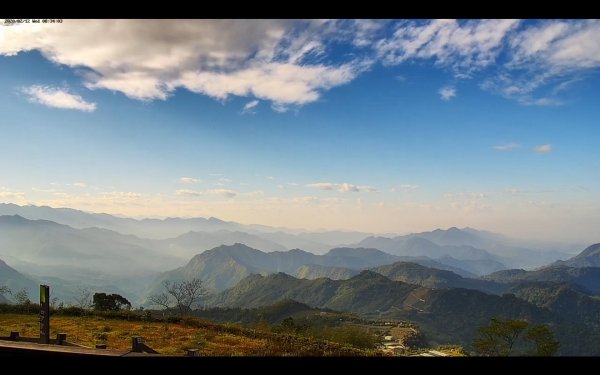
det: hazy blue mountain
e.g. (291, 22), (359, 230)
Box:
(407, 227), (574, 268)
(554, 243), (600, 268)
(0, 203), (249, 239)
(0, 258), (38, 301)
(243, 231), (331, 254)
(357, 236), (506, 275)
(145, 244), (404, 297)
(0, 259), (92, 304)
(484, 266), (600, 295)
(319, 247), (399, 269)
(0, 215), (182, 281)
(155, 230), (287, 258)
(357, 227), (572, 271)
(372, 262), (504, 294)
(0, 204), (372, 250)
(295, 231), (377, 247)
(435, 255), (507, 276)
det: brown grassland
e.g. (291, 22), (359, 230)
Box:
(0, 313), (377, 356)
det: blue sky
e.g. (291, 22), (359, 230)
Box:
(0, 19), (599, 242)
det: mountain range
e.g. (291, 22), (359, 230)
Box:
(205, 270), (600, 355)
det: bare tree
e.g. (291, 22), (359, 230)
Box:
(149, 278), (206, 317)
(50, 296), (61, 309)
(13, 289), (30, 305)
(73, 287), (93, 309)
(0, 285), (11, 303)
(0, 285), (10, 296)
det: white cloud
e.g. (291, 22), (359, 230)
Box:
(493, 143), (520, 151)
(1, 20), (368, 108)
(242, 99), (259, 113)
(391, 184), (419, 192)
(533, 144), (552, 154)
(21, 85), (96, 112)
(179, 177), (199, 184)
(70, 182), (87, 188)
(438, 86), (456, 100)
(5, 20), (599, 111)
(519, 97), (562, 106)
(0, 190), (26, 201)
(306, 182), (376, 193)
(509, 20), (600, 71)
(377, 19), (520, 72)
(484, 20), (600, 103)
(206, 189), (237, 198)
(175, 189), (203, 197)
(240, 190), (264, 198)
(102, 191), (142, 199)
(443, 191), (487, 199)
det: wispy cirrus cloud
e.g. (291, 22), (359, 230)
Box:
(206, 189), (237, 198)
(242, 99), (259, 114)
(306, 182), (376, 193)
(376, 19), (520, 72)
(179, 177), (199, 184)
(390, 184), (419, 192)
(21, 85), (96, 112)
(493, 143), (521, 151)
(175, 189), (203, 197)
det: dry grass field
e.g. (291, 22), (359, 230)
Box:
(0, 313), (373, 356)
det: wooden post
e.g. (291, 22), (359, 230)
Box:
(56, 333), (67, 345)
(9, 331), (19, 341)
(131, 336), (143, 352)
(39, 285), (50, 344)
(186, 349), (200, 357)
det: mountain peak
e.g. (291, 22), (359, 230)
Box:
(208, 217), (227, 224)
(578, 243), (600, 257)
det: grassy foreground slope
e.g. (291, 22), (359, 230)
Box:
(0, 313), (370, 356)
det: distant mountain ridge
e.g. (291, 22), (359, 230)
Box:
(0, 203), (375, 252)
(144, 244), (402, 295)
(553, 243), (600, 268)
(356, 227), (573, 272)
(206, 271), (600, 355)
(483, 265), (600, 295)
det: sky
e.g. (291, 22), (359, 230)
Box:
(0, 19), (599, 243)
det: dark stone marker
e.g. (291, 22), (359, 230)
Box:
(39, 285), (50, 344)
(131, 336), (143, 352)
(9, 331), (19, 341)
(56, 333), (67, 345)
(186, 349), (200, 357)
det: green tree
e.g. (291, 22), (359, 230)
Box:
(473, 319), (529, 356)
(473, 318), (560, 356)
(524, 324), (560, 356)
(93, 293), (131, 311)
